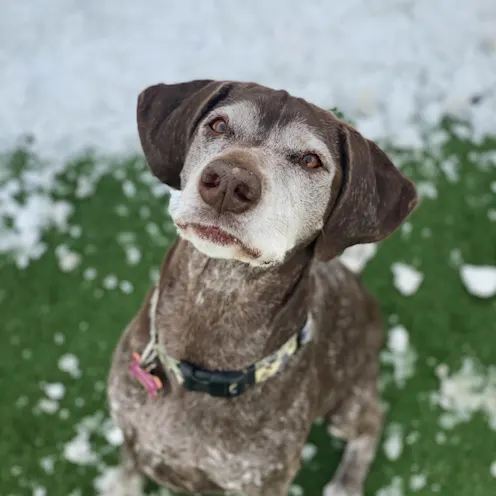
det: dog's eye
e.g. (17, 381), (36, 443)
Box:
(209, 117), (228, 134)
(302, 153), (322, 169)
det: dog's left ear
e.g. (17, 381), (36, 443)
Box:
(315, 124), (418, 261)
(137, 80), (230, 190)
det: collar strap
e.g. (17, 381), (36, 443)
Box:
(132, 285), (313, 399)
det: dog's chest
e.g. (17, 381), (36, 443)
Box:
(111, 388), (304, 494)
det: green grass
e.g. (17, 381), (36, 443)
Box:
(0, 122), (495, 496)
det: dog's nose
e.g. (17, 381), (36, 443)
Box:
(198, 161), (262, 214)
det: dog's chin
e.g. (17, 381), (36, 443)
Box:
(176, 227), (280, 267)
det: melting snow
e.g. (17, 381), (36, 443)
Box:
(431, 357), (496, 430)
(381, 325), (417, 388)
(391, 263), (424, 296)
(40, 456), (55, 474)
(409, 474), (427, 491)
(416, 182), (438, 200)
(58, 353), (82, 378)
(103, 274), (119, 290)
(119, 280), (134, 294)
(301, 443), (318, 462)
(63, 430), (98, 466)
(288, 485), (304, 496)
(3, 0), (496, 160)
(36, 398), (59, 415)
(103, 424), (124, 447)
(56, 245), (82, 272)
(383, 423), (404, 461)
(83, 267), (98, 281)
(460, 264), (496, 298)
(125, 245), (142, 265)
(339, 243), (377, 273)
(376, 476), (404, 496)
(43, 382), (65, 400)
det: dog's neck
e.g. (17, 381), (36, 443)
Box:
(155, 238), (313, 370)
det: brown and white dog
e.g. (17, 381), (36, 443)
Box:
(107, 80), (418, 496)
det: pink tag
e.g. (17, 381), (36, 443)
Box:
(129, 353), (163, 399)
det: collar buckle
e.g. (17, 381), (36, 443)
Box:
(178, 361), (253, 398)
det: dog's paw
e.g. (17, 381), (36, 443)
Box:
(323, 482), (362, 496)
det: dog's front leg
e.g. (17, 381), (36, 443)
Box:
(323, 378), (383, 496)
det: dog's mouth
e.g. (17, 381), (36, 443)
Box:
(176, 222), (261, 259)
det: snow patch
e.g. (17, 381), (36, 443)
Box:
(381, 325), (417, 388)
(376, 476), (403, 496)
(56, 244), (81, 272)
(36, 398), (59, 415)
(63, 430), (98, 466)
(383, 423), (403, 461)
(339, 243), (377, 273)
(58, 353), (82, 378)
(301, 443), (318, 462)
(43, 382), (65, 400)
(40, 456), (55, 474)
(391, 263), (424, 296)
(409, 474), (427, 491)
(431, 357), (496, 430)
(103, 424), (124, 447)
(460, 264), (496, 298)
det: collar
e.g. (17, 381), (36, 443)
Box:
(130, 285), (313, 399)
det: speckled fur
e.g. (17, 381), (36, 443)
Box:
(107, 80), (418, 496)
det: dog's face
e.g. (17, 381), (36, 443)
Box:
(137, 81), (418, 265)
(169, 97), (338, 265)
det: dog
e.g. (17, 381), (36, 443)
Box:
(107, 80), (418, 496)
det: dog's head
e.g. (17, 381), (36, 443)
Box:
(137, 80), (418, 266)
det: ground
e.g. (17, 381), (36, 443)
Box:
(0, 119), (495, 496)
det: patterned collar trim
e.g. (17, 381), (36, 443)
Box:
(130, 285), (313, 398)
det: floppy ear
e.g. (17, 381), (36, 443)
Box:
(315, 125), (418, 261)
(137, 80), (230, 189)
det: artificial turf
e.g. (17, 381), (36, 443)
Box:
(0, 122), (495, 496)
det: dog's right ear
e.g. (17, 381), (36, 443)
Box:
(137, 80), (230, 190)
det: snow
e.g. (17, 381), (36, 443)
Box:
(63, 430), (98, 466)
(460, 264), (496, 298)
(119, 280), (134, 294)
(36, 398), (59, 415)
(376, 476), (404, 496)
(391, 263), (424, 296)
(58, 353), (82, 378)
(56, 245), (82, 273)
(339, 243), (377, 273)
(300, 443), (318, 462)
(409, 474), (427, 491)
(39, 456), (55, 475)
(94, 466), (145, 496)
(103, 274), (118, 290)
(125, 246), (142, 265)
(416, 182), (438, 200)
(103, 424), (124, 447)
(43, 382), (65, 400)
(383, 423), (403, 461)
(431, 357), (496, 430)
(381, 325), (417, 388)
(288, 485), (304, 496)
(2, 0), (496, 162)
